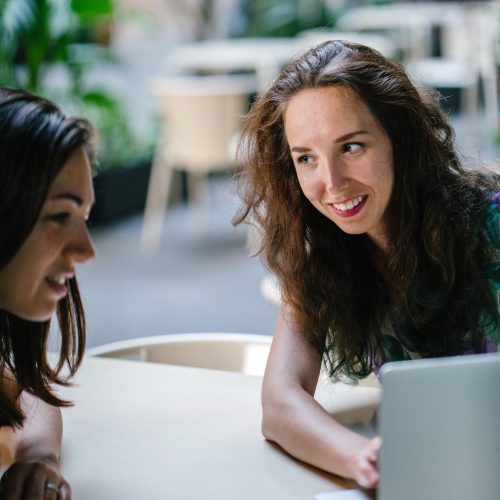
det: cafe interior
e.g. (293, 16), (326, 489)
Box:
(3, 1), (499, 498)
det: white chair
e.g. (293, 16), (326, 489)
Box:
(140, 74), (257, 255)
(85, 332), (272, 376)
(467, 2), (500, 147)
(401, 4), (481, 146)
(337, 2), (498, 149)
(335, 2), (466, 60)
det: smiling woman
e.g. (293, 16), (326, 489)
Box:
(0, 148), (95, 323)
(233, 40), (500, 489)
(0, 87), (96, 499)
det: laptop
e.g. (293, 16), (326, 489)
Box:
(316, 352), (500, 500)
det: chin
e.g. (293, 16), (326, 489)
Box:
(10, 305), (56, 323)
(335, 223), (370, 236)
(15, 313), (54, 323)
(32, 313), (54, 322)
(30, 309), (56, 322)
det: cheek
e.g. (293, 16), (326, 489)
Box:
(380, 164), (394, 201)
(295, 171), (321, 200)
(41, 225), (66, 253)
(20, 226), (60, 274)
(44, 224), (61, 241)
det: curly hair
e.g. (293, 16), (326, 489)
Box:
(233, 40), (499, 381)
(0, 87), (93, 427)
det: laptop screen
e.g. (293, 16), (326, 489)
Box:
(378, 353), (500, 500)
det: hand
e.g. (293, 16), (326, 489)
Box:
(0, 459), (71, 500)
(348, 436), (382, 489)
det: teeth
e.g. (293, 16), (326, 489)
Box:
(49, 275), (66, 285)
(333, 195), (364, 212)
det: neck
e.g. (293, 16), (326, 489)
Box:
(367, 239), (399, 294)
(367, 229), (391, 254)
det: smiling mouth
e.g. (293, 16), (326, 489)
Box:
(328, 195), (368, 217)
(47, 275), (67, 286)
(332, 195), (365, 211)
(45, 272), (73, 297)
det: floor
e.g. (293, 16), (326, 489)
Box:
(79, 176), (280, 348)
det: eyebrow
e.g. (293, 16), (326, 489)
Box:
(334, 130), (369, 143)
(290, 130), (369, 153)
(48, 193), (96, 207)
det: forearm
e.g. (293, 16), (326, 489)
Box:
(0, 393), (71, 498)
(262, 383), (370, 480)
(10, 392), (62, 467)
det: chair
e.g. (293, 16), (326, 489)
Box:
(468, 2), (500, 147)
(140, 74), (257, 255)
(401, 4), (482, 146)
(339, 2), (498, 148)
(85, 332), (272, 376)
(335, 2), (466, 61)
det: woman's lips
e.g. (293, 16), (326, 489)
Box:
(45, 276), (69, 297)
(328, 195), (368, 218)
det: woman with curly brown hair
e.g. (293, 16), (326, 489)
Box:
(0, 87), (96, 499)
(233, 40), (500, 488)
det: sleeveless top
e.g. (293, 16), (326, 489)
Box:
(372, 195), (500, 375)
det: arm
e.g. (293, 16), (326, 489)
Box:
(262, 306), (381, 488)
(0, 390), (71, 499)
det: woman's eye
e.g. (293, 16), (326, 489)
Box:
(296, 155), (313, 166)
(342, 142), (363, 154)
(48, 213), (70, 225)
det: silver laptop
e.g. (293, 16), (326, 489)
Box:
(378, 352), (500, 500)
(317, 353), (500, 500)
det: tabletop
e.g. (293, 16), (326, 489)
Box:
(58, 357), (380, 500)
(165, 37), (299, 90)
(165, 37), (298, 73)
(164, 35), (396, 91)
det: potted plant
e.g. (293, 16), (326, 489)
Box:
(0, 0), (153, 225)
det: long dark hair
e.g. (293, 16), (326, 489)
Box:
(0, 87), (93, 427)
(234, 40), (499, 380)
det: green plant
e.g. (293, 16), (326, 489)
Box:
(0, 0), (150, 169)
(0, 0), (77, 91)
(242, 0), (332, 37)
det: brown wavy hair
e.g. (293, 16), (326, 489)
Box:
(233, 40), (499, 380)
(0, 87), (93, 427)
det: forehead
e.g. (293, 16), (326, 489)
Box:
(284, 86), (379, 139)
(286, 85), (363, 110)
(48, 147), (94, 201)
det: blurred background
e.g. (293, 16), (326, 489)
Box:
(1, 0), (499, 349)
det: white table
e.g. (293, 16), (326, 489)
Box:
(58, 357), (380, 500)
(164, 34), (396, 92)
(336, 2), (468, 59)
(165, 37), (298, 91)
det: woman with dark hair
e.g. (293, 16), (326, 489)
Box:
(234, 40), (500, 488)
(0, 87), (96, 499)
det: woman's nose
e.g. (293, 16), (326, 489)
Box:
(65, 225), (96, 264)
(323, 159), (348, 192)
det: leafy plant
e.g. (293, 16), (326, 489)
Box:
(241, 0), (332, 37)
(0, 0), (150, 169)
(0, 0), (76, 90)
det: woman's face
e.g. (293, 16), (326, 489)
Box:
(284, 86), (394, 250)
(0, 147), (96, 321)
